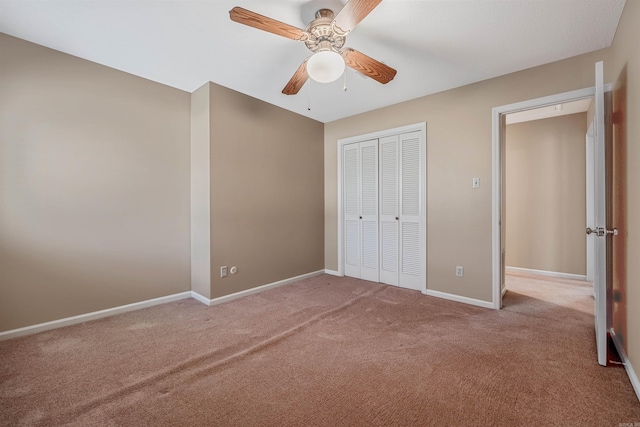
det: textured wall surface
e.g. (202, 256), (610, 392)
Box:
(0, 34), (191, 331)
(209, 83), (324, 299)
(505, 113), (587, 276)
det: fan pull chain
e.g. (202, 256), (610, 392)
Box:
(343, 70), (348, 92)
(307, 79), (311, 111)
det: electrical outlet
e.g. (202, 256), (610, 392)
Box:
(455, 266), (464, 277)
(220, 266), (228, 278)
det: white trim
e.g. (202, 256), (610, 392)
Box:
(337, 123), (427, 146)
(190, 291), (211, 306)
(423, 289), (493, 310)
(585, 121), (596, 284)
(190, 84), (212, 299)
(625, 360), (640, 403)
(191, 270), (325, 306)
(337, 122), (427, 292)
(0, 292), (192, 341)
(502, 287), (507, 298)
(492, 84), (612, 311)
(337, 141), (344, 277)
(0, 271), (328, 339)
(505, 266), (587, 281)
(324, 269), (341, 276)
(610, 329), (640, 402)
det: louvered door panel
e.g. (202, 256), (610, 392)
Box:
(402, 136), (420, 216)
(379, 135), (399, 286)
(399, 131), (422, 290)
(345, 220), (360, 267)
(402, 222), (420, 276)
(344, 148), (359, 217)
(343, 143), (360, 278)
(359, 140), (379, 282)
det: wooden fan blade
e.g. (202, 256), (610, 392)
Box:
(341, 48), (396, 84)
(333, 0), (382, 35)
(229, 7), (309, 41)
(282, 59), (309, 95)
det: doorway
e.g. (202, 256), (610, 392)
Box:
(491, 84), (610, 309)
(503, 100), (592, 286)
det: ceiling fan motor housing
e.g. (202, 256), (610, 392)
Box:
(305, 9), (345, 53)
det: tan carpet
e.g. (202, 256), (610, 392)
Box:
(1, 273), (639, 426)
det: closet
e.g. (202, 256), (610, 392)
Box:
(341, 127), (425, 291)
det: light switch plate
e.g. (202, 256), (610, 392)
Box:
(472, 177), (480, 188)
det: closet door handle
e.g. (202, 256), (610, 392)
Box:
(359, 216), (363, 219)
(396, 217), (399, 220)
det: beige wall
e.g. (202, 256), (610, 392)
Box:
(505, 113), (587, 275)
(325, 49), (609, 302)
(609, 0), (640, 392)
(209, 83), (324, 298)
(0, 34), (191, 331)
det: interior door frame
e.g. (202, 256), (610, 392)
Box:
(491, 85), (611, 309)
(336, 122), (427, 293)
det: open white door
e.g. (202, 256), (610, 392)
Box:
(585, 123), (595, 285)
(590, 61), (607, 366)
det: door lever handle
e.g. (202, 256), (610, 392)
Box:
(586, 227), (619, 236)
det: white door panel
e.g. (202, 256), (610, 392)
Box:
(360, 140), (379, 282)
(399, 132), (422, 290)
(593, 61), (607, 366)
(343, 144), (360, 278)
(343, 140), (379, 281)
(379, 135), (399, 286)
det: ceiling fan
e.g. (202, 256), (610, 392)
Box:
(229, 0), (397, 95)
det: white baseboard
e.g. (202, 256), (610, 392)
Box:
(190, 291), (211, 306)
(610, 328), (640, 402)
(502, 286), (507, 298)
(324, 269), (341, 276)
(625, 358), (640, 403)
(506, 266), (587, 281)
(0, 291), (192, 341)
(0, 270), (328, 340)
(192, 270), (326, 307)
(423, 289), (493, 310)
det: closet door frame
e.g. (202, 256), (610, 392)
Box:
(336, 122), (427, 293)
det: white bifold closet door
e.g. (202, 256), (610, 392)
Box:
(379, 132), (421, 290)
(343, 139), (379, 282)
(344, 131), (422, 290)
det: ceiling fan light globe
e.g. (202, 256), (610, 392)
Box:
(307, 50), (345, 83)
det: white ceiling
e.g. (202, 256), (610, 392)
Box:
(0, 0), (626, 123)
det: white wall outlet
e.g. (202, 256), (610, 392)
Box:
(455, 266), (464, 277)
(230, 266), (237, 275)
(472, 177), (480, 188)
(220, 266), (228, 278)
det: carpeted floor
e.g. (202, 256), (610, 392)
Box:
(1, 273), (639, 426)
